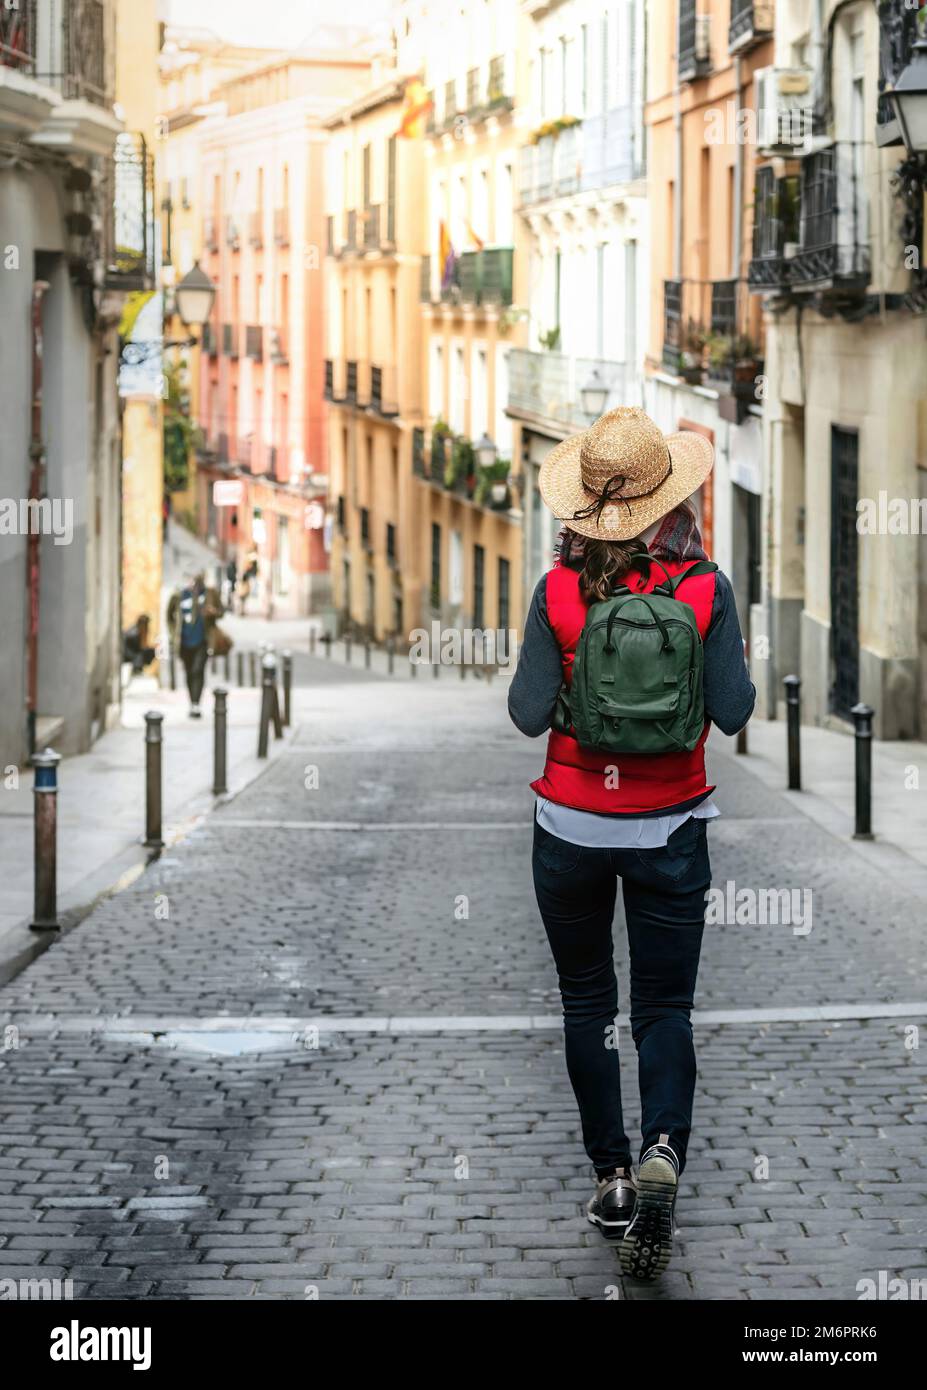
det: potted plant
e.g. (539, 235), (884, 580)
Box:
(730, 334), (764, 398)
(705, 331), (734, 383)
(680, 319), (706, 383)
(475, 458), (511, 509)
(431, 417), (451, 481)
(538, 325), (561, 351)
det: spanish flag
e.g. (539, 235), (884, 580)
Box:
(466, 222), (485, 251)
(398, 79), (431, 139)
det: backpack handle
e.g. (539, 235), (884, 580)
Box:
(619, 553), (718, 598)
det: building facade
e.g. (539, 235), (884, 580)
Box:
(508, 0), (649, 618)
(643, 0), (772, 630)
(184, 46), (371, 618)
(0, 0), (156, 768)
(749, 0), (927, 738)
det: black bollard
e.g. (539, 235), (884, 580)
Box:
(309, 628), (317, 657)
(237, 651), (244, 687)
(387, 635), (395, 675)
(282, 650), (292, 728)
(144, 711), (165, 849)
(249, 650), (258, 687)
(736, 724), (748, 755)
(851, 702), (875, 840)
(213, 688), (228, 796)
(30, 749), (61, 931)
(783, 674), (801, 791)
(323, 632), (332, 659)
(410, 650), (417, 678)
(364, 639), (371, 670)
(223, 650), (230, 682)
(168, 641), (177, 692)
(345, 634), (352, 665)
(433, 657), (440, 679)
(257, 654), (276, 758)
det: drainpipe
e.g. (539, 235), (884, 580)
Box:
(26, 280), (50, 762)
(732, 56), (743, 281)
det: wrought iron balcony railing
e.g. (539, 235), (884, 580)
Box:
(457, 247), (514, 307)
(268, 327), (287, 364)
(1, 0), (36, 73)
(518, 108), (643, 207)
(412, 427), (426, 478)
(487, 54), (512, 110)
(344, 209), (357, 253)
(678, 0), (711, 83)
(245, 325), (263, 361)
(370, 364), (398, 416)
(728, 1), (774, 55)
(748, 165), (800, 293)
(324, 358), (334, 399)
(877, 0), (925, 147)
(507, 349), (628, 431)
(420, 253), (433, 303)
(104, 132), (156, 292)
(345, 359), (358, 404)
(363, 204), (380, 249)
(222, 323), (239, 359)
(52, 0), (110, 105)
(661, 278), (764, 400)
(791, 142), (870, 291)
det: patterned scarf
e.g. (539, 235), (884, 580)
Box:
(555, 501), (708, 569)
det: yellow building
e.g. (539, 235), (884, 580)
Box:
(324, 70), (428, 639)
(405, 0), (528, 639)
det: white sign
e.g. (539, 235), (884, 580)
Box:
(213, 480), (243, 507)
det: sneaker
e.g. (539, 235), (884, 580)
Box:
(619, 1135), (679, 1281)
(586, 1168), (637, 1241)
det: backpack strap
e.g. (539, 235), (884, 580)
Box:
(668, 559), (718, 594)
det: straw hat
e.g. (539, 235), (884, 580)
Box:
(538, 406), (714, 541)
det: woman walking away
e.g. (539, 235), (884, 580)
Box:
(508, 406), (754, 1282)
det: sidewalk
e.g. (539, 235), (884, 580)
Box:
(0, 671), (924, 1300)
(0, 677), (291, 982)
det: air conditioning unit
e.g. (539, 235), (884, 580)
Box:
(695, 15), (711, 64)
(756, 67), (813, 153)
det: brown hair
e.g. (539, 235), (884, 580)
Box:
(578, 536), (647, 603)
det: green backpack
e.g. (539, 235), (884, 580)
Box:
(554, 554), (718, 756)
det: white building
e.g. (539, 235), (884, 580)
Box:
(506, 0), (649, 613)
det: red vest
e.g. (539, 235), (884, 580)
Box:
(531, 560), (717, 815)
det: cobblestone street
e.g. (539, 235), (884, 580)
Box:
(1, 664), (925, 1301)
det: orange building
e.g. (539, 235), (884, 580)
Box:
(643, 0), (773, 627)
(173, 45), (371, 616)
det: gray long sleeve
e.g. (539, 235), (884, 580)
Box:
(508, 569), (755, 738)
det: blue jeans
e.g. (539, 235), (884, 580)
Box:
(532, 814), (710, 1176)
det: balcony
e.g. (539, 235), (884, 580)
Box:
(202, 321), (218, 357)
(412, 427), (426, 478)
(660, 278), (764, 413)
(344, 209), (357, 254)
(238, 437), (252, 471)
(24, 0), (122, 155)
(728, 1), (773, 56)
(748, 165), (800, 293)
(420, 253), (433, 303)
(518, 109), (642, 208)
(203, 216), (218, 252)
(370, 364), (398, 416)
(363, 203), (380, 250)
(354, 359), (371, 408)
(103, 131), (156, 292)
(245, 325), (263, 361)
(217, 432), (230, 463)
(325, 357), (346, 402)
(268, 327), (288, 364)
(226, 216), (241, 251)
(457, 247), (514, 307)
(487, 54), (513, 113)
(678, 0), (711, 83)
(345, 359), (358, 405)
(222, 323), (239, 359)
(248, 211), (263, 248)
(508, 349), (628, 432)
(790, 143), (870, 293)
(274, 206), (289, 246)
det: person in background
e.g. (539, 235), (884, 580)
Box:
(167, 572), (223, 718)
(122, 614), (156, 675)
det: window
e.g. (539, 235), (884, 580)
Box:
(498, 557), (510, 630)
(473, 544), (485, 627)
(431, 523), (442, 609)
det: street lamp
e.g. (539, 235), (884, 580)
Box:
(580, 367), (609, 420)
(475, 432), (497, 467)
(174, 263), (217, 334)
(889, 37), (927, 155)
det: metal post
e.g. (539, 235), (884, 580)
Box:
(249, 650), (258, 687)
(223, 651), (230, 682)
(213, 688), (228, 796)
(345, 633), (352, 665)
(237, 651), (244, 687)
(309, 628), (317, 657)
(169, 640), (177, 692)
(409, 650), (417, 678)
(323, 632), (332, 659)
(387, 636), (395, 675)
(30, 748), (61, 931)
(433, 658), (440, 679)
(783, 675), (801, 791)
(144, 711), (165, 849)
(364, 639), (371, 670)
(282, 650), (292, 728)
(851, 702), (875, 840)
(460, 656), (466, 681)
(258, 654), (275, 758)
(736, 724), (748, 755)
